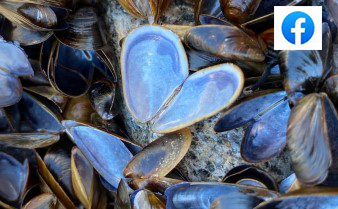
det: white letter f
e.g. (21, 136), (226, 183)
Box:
(291, 18), (306, 46)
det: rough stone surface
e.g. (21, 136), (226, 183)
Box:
(100, 0), (336, 183)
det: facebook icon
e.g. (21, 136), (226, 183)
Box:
(281, 11), (315, 45)
(274, 6), (322, 50)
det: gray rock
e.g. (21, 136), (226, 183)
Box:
(99, 0), (338, 183)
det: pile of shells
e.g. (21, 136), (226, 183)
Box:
(0, 0), (337, 208)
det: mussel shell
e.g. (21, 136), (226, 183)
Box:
(0, 152), (29, 208)
(0, 1), (68, 31)
(63, 122), (133, 189)
(34, 151), (77, 209)
(124, 129), (192, 178)
(165, 182), (278, 209)
(241, 97), (289, 162)
(186, 44), (266, 76)
(151, 63), (244, 133)
(0, 18), (52, 46)
(44, 143), (75, 200)
(215, 91), (290, 163)
(71, 147), (106, 209)
(42, 38), (95, 97)
(121, 25), (189, 123)
(184, 25), (267, 62)
(55, 7), (106, 50)
(88, 79), (116, 120)
(223, 165), (278, 191)
(18, 4), (57, 28)
(19, 92), (63, 133)
(287, 93), (334, 186)
(219, 0), (262, 24)
(0, 39), (33, 76)
(279, 50), (323, 105)
(320, 91), (338, 187)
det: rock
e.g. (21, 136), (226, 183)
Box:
(99, 0), (305, 183)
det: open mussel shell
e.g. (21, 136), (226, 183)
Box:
(131, 189), (165, 209)
(71, 147), (107, 209)
(326, 0), (338, 27)
(43, 143), (76, 201)
(215, 90), (290, 163)
(0, 38), (33, 76)
(223, 165), (278, 191)
(0, 92), (63, 148)
(121, 25), (189, 123)
(287, 93), (335, 186)
(165, 182), (278, 209)
(0, 152), (29, 208)
(194, 0), (224, 24)
(255, 187), (338, 209)
(63, 121), (133, 189)
(0, 39), (33, 107)
(23, 193), (56, 209)
(55, 7), (106, 50)
(279, 50), (323, 105)
(122, 26), (244, 133)
(219, 0), (262, 24)
(19, 92), (63, 133)
(117, 0), (172, 23)
(184, 25), (267, 62)
(34, 150), (77, 209)
(0, 1), (68, 31)
(151, 63), (244, 133)
(0, 18), (52, 45)
(124, 128), (191, 178)
(41, 38), (95, 97)
(88, 79), (116, 120)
